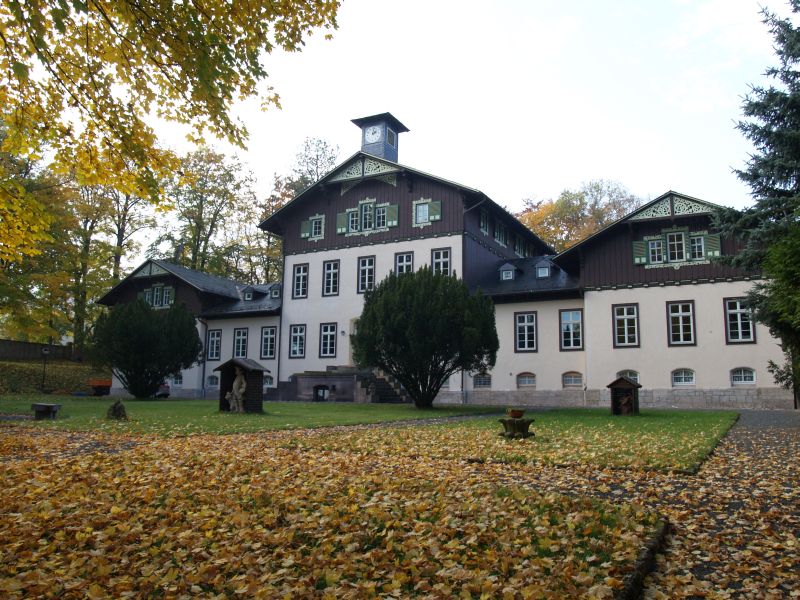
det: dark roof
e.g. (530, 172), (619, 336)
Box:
(351, 112), (410, 133)
(200, 283), (281, 318)
(472, 256), (580, 300)
(212, 358), (271, 373)
(150, 260), (243, 298)
(258, 151), (554, 254)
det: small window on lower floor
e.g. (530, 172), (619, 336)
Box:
(562, 372), (583, 388)
(617, 370), (640, 384)
(731, 367), (756, 385)
(473, 373), (492, 389)
(207, 375), (219, 387)
(517, 373), (536, 388)
(672, 369), (695, 386)
(171, 373), (183, 387)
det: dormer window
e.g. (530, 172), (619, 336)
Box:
(271, 288), (280, 298)
(501, 270), (514, 281)
(537, 266), (550, 278)
(244, 292), (253, 301)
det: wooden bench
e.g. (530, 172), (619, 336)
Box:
(31, 403), (62, 420)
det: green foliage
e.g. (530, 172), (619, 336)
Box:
(89, 300), (202, 398)
(352, 267), (498, 409)
(0, 361), (108, 395)
(719, 2), (800, 407)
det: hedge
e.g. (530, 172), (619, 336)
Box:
(0, 361), (111, 395)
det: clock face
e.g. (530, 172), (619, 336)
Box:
(364, 125), (381, 144)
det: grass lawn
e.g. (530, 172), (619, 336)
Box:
(286, 408), (739, 472)
(0, 395), (495, 435)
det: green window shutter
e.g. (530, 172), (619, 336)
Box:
(429, 200), (442, 221)
(336, 212), (348, 234)
(706, 233), (722, 257)
(632, 241), (647, 264)
(387, 204), (399, 227)
(300, 220), (311, 239)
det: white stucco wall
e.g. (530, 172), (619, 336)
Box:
(279, 233), (464, 380)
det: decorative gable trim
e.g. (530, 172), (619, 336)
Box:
(132, 261), (168, 278)
(629, 194), (716, 221)
(329, 156), (400, 184)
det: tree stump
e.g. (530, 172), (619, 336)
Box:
(498, 417), (535, 439)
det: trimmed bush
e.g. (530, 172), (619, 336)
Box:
(0, 361), (110, 395)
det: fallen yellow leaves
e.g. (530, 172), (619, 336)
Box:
(0, 428), (659, 598)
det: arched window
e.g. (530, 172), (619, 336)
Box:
(473, 373), (492, 389)
(207, 375), (219, 387)
(562, 371), (583, 389)
(671, 369), (695, 386)
(517, 373), (536, 389)
(617, 370), (640, 384)
(730, 367), (755, 385)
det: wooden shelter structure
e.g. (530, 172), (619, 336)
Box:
(213, 358), (270, 413)
(607, 376), (641, 415)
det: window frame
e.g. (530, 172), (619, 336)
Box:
(671, 368), (696, 386)
(357, 255), (376, 294)
(724, 297), (756, 344)
(689, 235), (705, 260)
(292, 263), (309, 299)
(375, 205), (387, 229)
(479, 209), (489, 235)
(206, 329), (222, 361)
(516, 372), (536, 389)
(233, 328), (248, 359)
(562, 371), (583, 389)
(536, 266), (550, 278)
(559, 308), (584, 351)
(394, 251), (414, 274)
(322, 260), (340, 297)
(289, 324), (306, 359)
(360, 202), (374, 231)
(414, 202), (429, 225)
(494, 221), (507, 246)
(319, 322), (337, 358)
(431, 247), (451, 276)
(730, 367), (756, 385)
(260, 326), (277, 360)
(514, 311), (537, 353)
(310, 216), (324, 239)
(667, 231), (686, 262)
(207, 375), (219, 387)
(666, 300), (696, 346)
(612, 303), (640, 348)
(616, 370), (640, 384)
(648, 239), (664, 264)
(473, 373), (492, 389)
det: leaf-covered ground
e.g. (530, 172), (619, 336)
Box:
(1, 409), (796, 598)
(281, 409), (738, 471)
(0, 428), (657, 599)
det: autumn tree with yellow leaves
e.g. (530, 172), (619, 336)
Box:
(0, 0), (340, 261)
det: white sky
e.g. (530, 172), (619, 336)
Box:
(160, 0), (783, 213)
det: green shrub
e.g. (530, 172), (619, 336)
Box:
(0, 361), (110, 395)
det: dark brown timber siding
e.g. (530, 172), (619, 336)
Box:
(580, 215), (752, 288)
(280, 174), (465, 256)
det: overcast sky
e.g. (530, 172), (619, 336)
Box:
(162, 0), (783, 212)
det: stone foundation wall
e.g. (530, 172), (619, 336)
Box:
(435, 387), (794, 410)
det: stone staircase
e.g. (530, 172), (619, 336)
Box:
(361, 368), (411, 404)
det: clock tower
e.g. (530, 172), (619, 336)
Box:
(351, 112), (409, 162)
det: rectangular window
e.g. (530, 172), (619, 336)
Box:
(348, 211), (359, 232)
(613, 304), (639, 347)
(162, 287), (173, 306)
(480, 209), (489, 234)
(667, 232), (685, 262)
(431, 248), (451, 276)
(261, 326), (277, 359)
(361, 203), (374, 230)
(207, 329), (221, 360)
(725, 298), (755, 343)
(289, 324), (306, 358)
(395, 252), (413, 274)
(292, 264), (308, 299)
(689, 236), (705, 259)
(357, 256), (375, 293)
(319, 323), (337, 358)
(537, 266), (550, 278)
(144, 289), (152, 305)
(473, 373), (492, 389)
(311, 217), (323, 238)
(514, 236), (525, 257)
(415, 202), (429, 224)
(648, 240), (664, 263)
(322, 260), (339, 296)
(375, 206), (387, 228)
(560, 309), (583, 350)
(667, 301), (695, 346)
(153, 286), (163, 307)
(495, 222), (507, 246)
(233, 328), (248, 358)
(515, 312), (537, 352)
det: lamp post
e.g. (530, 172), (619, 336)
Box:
(41, 347), (50, 393)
